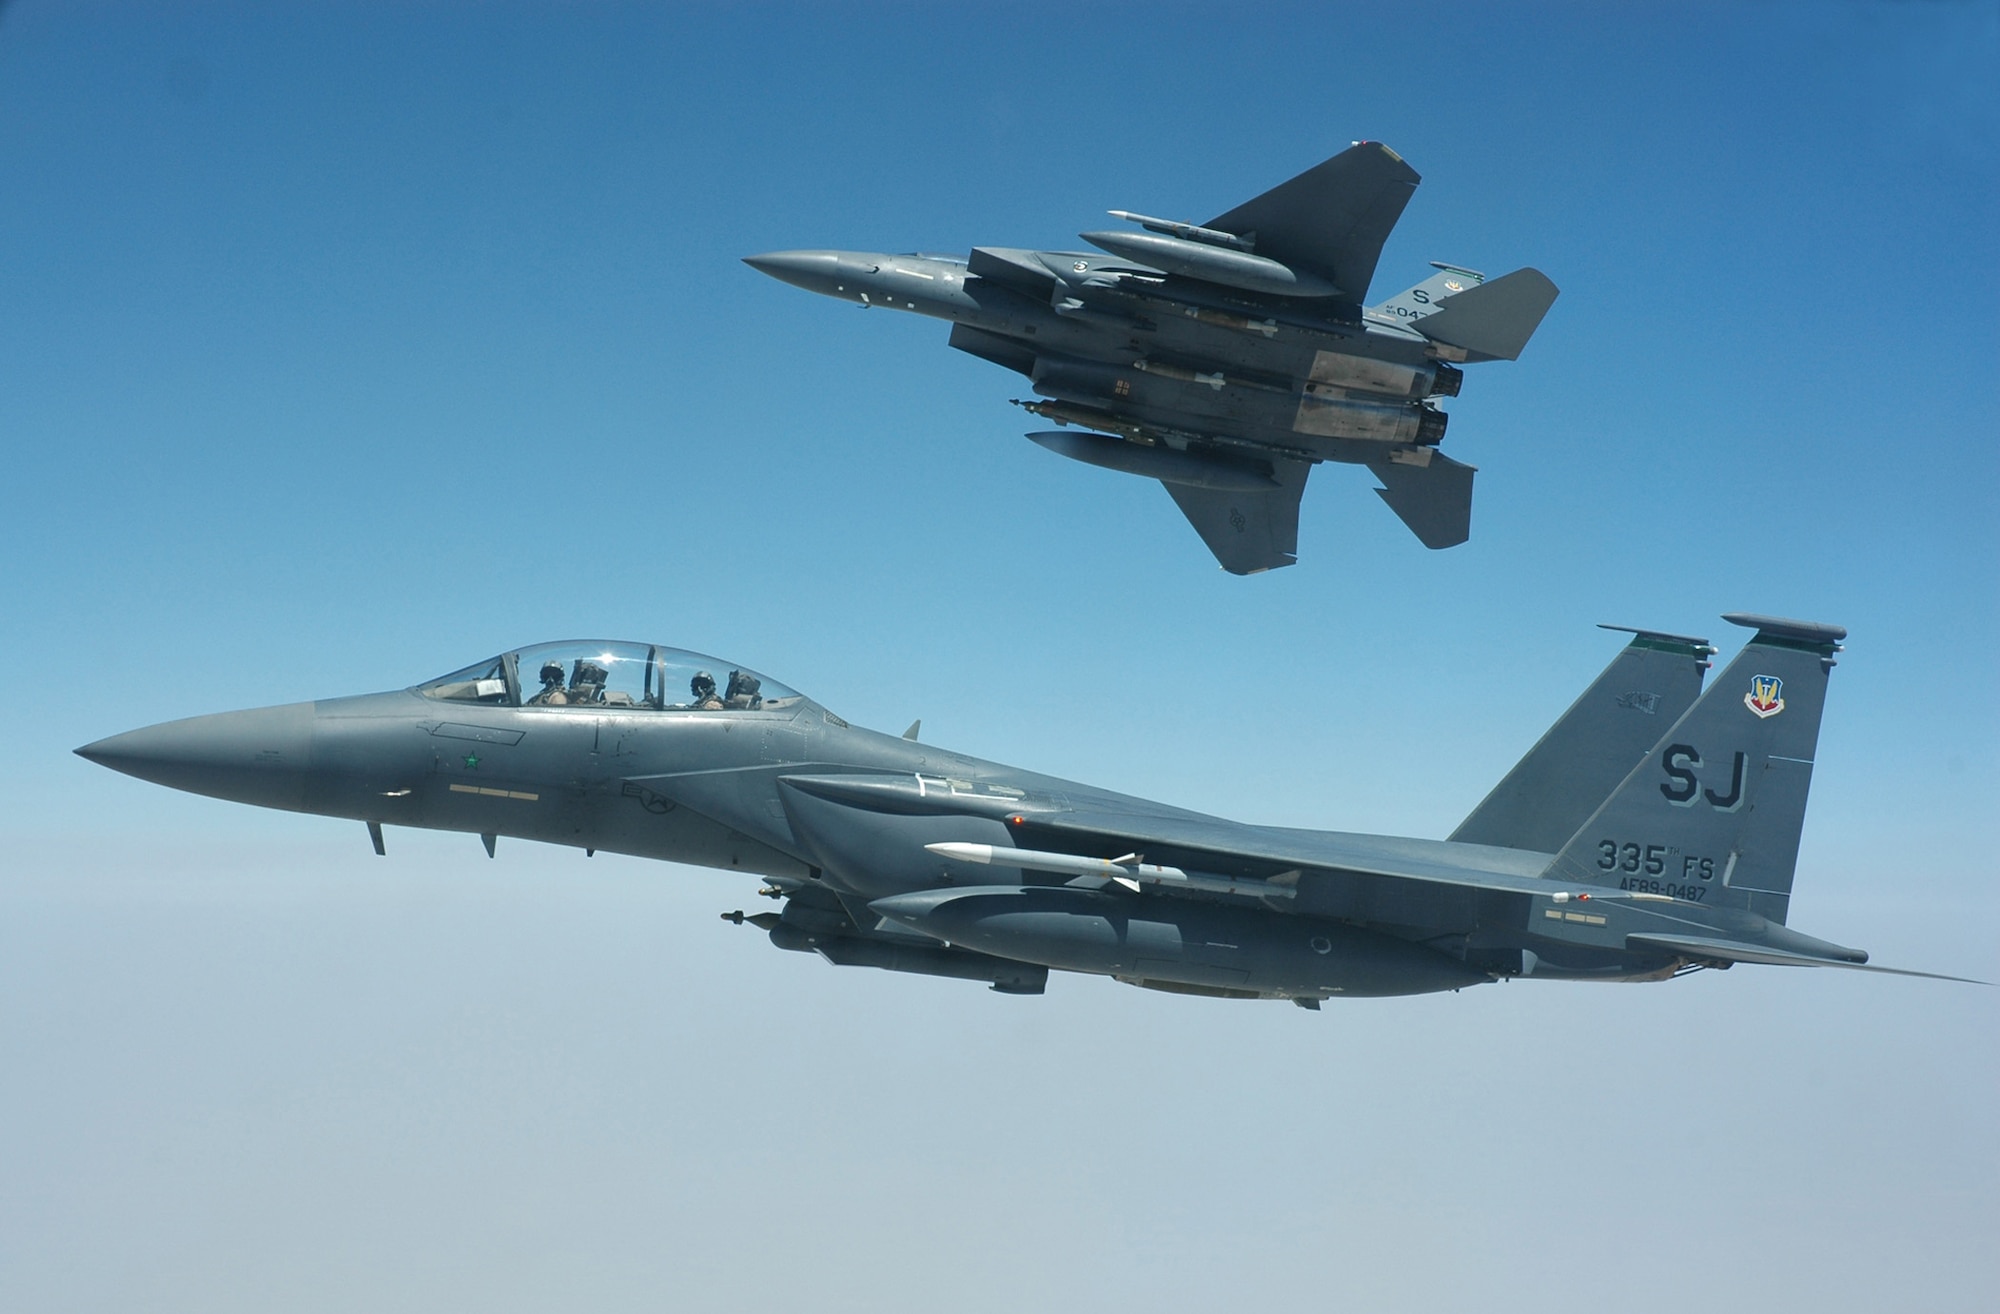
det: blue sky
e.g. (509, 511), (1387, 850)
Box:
(2, 4), (1995, 1311)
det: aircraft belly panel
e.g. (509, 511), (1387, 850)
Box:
(1136, 960), (1251, 988)
(1306, 349), (1428, 398)
(1292, 388), (1422, 442)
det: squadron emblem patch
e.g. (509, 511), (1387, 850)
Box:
(1744, 674), (1785, 719)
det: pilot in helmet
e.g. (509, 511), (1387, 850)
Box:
(724, 670), (763, 710)
(534, 659), (568, 705)
(690, 671), (723, 710)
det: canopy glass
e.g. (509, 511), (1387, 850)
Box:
(418, 642), (802, 712)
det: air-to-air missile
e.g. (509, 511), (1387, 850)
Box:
(747, 141), (1559, 573)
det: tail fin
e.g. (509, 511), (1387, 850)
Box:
(1546, 615), (1847, 925)
(1450, 626), (1715, 853)
(1369, 262), (1486, 324)
(1412, 268), (1559, 363)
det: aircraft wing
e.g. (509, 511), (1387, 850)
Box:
(770, 772), (1557, 896)
(776, 774), (1970, 982)
(996, 808), (1977, 980)
(1204, 141), (1421, 304)
(1163, 457), (1309, 574)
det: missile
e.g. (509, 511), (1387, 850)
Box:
(1182, 305), (1279, 338)
(1025, 430), (1277, 492)
(1079, 229), (1342, 299)
(925, 841), (1293, 901)
(1105, 210), (1256, 252)
(1012, 398), (1156, 442)
(927, 840), (1184, 890)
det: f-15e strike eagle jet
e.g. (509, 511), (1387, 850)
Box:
(747, 141), (1558, 573)
(76, 616), (1974, 1003)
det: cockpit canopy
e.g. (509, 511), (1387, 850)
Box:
(418, 641), (805, 713)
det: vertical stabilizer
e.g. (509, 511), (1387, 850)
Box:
(1411, 268), (1560, 362)
(1450, 627), (1714, 853)
(1546, 615), (1847, 925)
(1370, 262), (1485, 324)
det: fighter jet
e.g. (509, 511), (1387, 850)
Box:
(746, 141), (1558, 573)
(75, 616), (1976, 1002)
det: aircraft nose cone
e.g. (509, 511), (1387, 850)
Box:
(743, 249), (846, 296)
(77, 702), (315, 812)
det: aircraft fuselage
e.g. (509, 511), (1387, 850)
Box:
(81, 624), (1884, 1003)
(748, 248), (1456, 464)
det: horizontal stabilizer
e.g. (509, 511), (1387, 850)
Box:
(1627, 933), (1987, 984)
(1367, 451), (1475, 549)
(1163, 457), (1310, 574)
(1413, 268), (1559, 362)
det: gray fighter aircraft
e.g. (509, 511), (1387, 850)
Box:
(746, 141), (1558, 573)
(75, 616), (1974, 1002)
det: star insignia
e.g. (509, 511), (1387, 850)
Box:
(463, 752), (481, 769)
